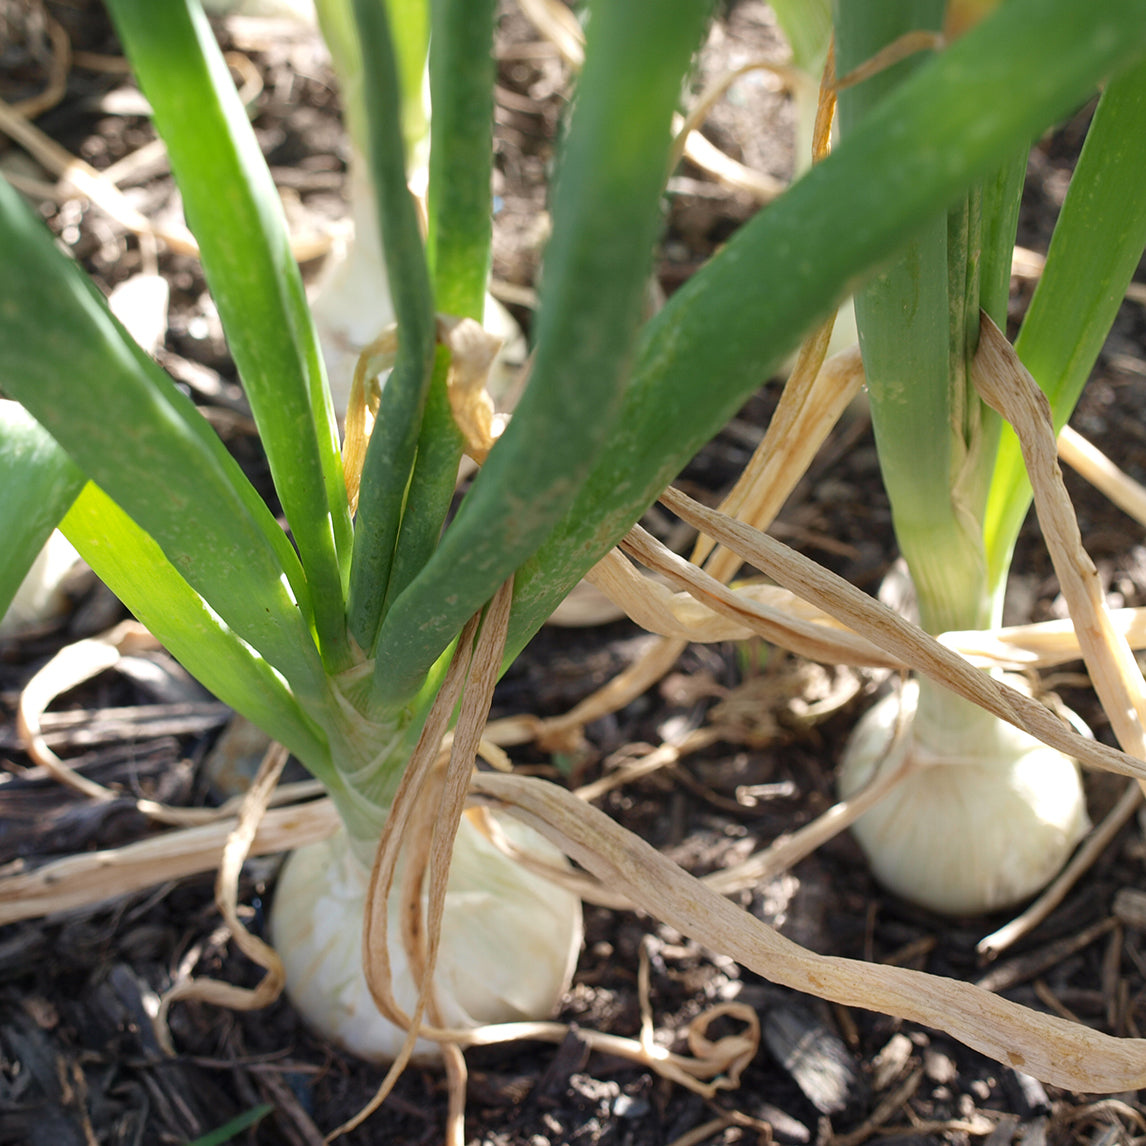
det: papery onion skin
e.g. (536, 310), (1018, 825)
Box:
(270, 809), (583, 1061)
(839, 683), (1090, 916)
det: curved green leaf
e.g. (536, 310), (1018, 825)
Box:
(0, 176), (324, 695)
(428, 0), (498, 319)
(62, 483), (332, 777)
(503, 0), (1146, 662)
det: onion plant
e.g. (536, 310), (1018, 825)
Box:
(2, 0), (1145, 1082)
(834, 2), (1146, 914)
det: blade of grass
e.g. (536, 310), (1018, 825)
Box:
(0, 178), (325, 695)
(0, 403), (84, 621)
(185, 1104), (274, 1146)
(502, 0), (1146, 662)
(61, 483), (333, 777)
(368, 0), (713, 707)
(984, 54), (1146, 601)
(345, 0), (439, 653)
(104, 0), (353, 670)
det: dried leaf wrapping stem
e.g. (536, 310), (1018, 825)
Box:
(657, 485), (1146, 785)
(691, 342), (863, 581)
(968, 315), (1146, 953)
(471, 770), (1146, 1092)
(972, 314), (1146, 762)
(618, 525), (899, 667)
(335, 584), (514, 1140)
(342, 327), (397, 514)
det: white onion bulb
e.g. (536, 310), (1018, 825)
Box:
(838, 682), (1090, 915)
(271, 809), (583, 1061)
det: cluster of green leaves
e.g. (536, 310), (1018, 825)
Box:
(837, 0), (1146, 639)
(1, 0), (1144, 805)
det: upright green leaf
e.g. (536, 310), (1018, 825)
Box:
(428, 0), (498, 319)
(345, 0), (439, 652)
(375, 0), (501, 616)
(984, 54), (1146, 600)
(369, 0), (713, 706)
(836, 0), (998, 635)
(105, 0), (354, 670)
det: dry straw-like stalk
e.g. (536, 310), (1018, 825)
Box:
(471, 768), (1146, 1092)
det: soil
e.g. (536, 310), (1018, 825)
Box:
(3, 3), (1146, 1145)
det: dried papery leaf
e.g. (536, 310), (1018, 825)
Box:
(154, 743), (289, 1051)
(342, 327), (398, 514)
(658, 484), (1146, 784)
(942, 608), (1146, 668)
(812, 40), (836, 163)
(944, 0), (1004, 39)
(469, 806), (632, 909)
(621, 525), (901, 668)
(678, 128), (786, 203)
(972, 314), (1146, 762)
(669, 58), (808, 174)
(1059, 424), (1146, 530)
(586, 541), (1146, 677)
(0, 794), (339, 926)
(545, 577), (627, 627)
(471, 769), (1146, 1092)
(338, 592), (502, 1140)
(636, 938), (759, 1093)
(517, 0), (584, 68)
(438, 314), (503, 462)
(16, 620), (262, 827)
(422, 1008), (762, 1098)
(1012, 244), (1046, 281)
(416, 580), (514, 1146)
(703, 684), (917, 894)
(968, 316), (1146, 953)
(0, 96), (197, 252)
(420, 579), (515, 996)
(513, 635), (691, 755)
(691, 342), (863, 583)
(575, 726), (721, 803)
(359, 614), (479, 1034)
(833, 30), (945, 92)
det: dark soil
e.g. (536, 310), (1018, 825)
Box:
(3, 3), (1146, 1145)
